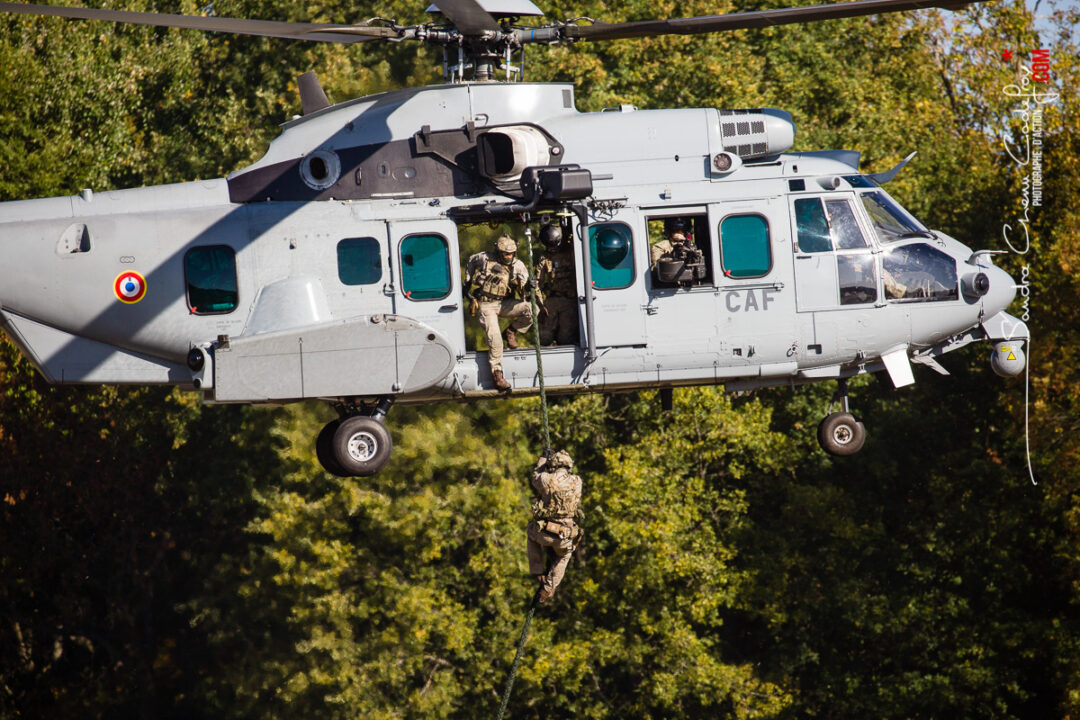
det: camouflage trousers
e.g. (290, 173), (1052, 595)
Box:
(478, 299), (532, 373)
(527, 518), (578, 597)
(539, 295), (577, 346)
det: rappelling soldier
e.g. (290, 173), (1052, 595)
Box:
(465, 234), (534, 391)
(535, 223), (578, 346)
(527, 450), (583, 603)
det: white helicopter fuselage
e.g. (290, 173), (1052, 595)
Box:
(0, 81), (1024, 407)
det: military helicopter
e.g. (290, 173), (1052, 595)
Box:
(0, 0), (1027, 477)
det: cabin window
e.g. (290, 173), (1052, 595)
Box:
(185, 245), (238, 314)
(400, 234), (451, 300)
(882, 243), (958, 303)
(647, 214), (711, 288)
(337, 237), (382, 286)
(589, 223), (635, 290)
(794, 198), (832, 253)
(719, 215), (771, 278)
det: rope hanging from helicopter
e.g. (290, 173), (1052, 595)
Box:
(493, 212), (559, 720)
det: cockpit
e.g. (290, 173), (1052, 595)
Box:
(792, 175), (963, 307)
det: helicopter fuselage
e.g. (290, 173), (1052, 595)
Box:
(0, 81), (1025, 410)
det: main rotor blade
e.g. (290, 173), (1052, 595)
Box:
(565, 0), (988, 41)
(0, 1), (395, 44)
(427, 0), (500, 34)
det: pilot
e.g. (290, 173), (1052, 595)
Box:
(535, 222), (578, 346)
(465, 234), (534, 392)
(650, 217), (694, 270)
(527, 449), (583, 603)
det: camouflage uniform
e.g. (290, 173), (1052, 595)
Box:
(649, 231), (687, 270)
(527, 450), (583, 601)
(465, 237), (533, 380)
(536, 245), (577, 346)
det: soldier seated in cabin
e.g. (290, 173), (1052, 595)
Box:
(650, 217), (707, 286)
(535, 222), (578, 346)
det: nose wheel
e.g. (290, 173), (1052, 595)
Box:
(817, 380), (867, 456)
(315, 398), (394, 477)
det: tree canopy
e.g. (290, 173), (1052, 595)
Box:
(2, 0), (1079, 717)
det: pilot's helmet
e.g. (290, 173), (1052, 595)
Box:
(495, 235), (518, 254)
(664, 217), (689, 237)
(539, 223), (563, 250)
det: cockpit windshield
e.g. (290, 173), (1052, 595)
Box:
(857, 191), (931, 244)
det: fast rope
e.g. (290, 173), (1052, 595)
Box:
(493, 219), (553, 719)
(495, 589), (541, 720)
(523, 222), (553, 455)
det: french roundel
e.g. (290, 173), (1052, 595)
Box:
(113, 271), (147, 304)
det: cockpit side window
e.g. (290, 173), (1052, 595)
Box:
(882, 244), (958, 303)
(859, 192), (927, 245)
(794, 198), (832, 253)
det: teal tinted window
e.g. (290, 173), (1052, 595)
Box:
(185, 245), (238, 314)
(400, 234), (451, 300)
(589, 223), (634, 289)
(337, 237), (381, 285)
(794, 198), (831, 252)
(719, 215), (771, 278)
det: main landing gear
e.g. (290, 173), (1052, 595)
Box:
(316, 398), (394, 477)
(817, 379), (867, 456)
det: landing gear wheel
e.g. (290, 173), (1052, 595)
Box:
(332, 416), (393, 477)
(818, 412), (867, 456)
(316, 418), (349, 477)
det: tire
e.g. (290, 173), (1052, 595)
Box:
(817, 412), (867, 456)
(331, 416), (393, 477)
(316, 418), (349, 477)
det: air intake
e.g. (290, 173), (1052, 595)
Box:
(717, 109), (795, 160)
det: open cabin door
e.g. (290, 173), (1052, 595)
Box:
(388, 218), (467, 359)
(585, 206), (646, 348)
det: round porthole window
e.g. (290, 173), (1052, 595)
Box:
(300, 149), (341, 191)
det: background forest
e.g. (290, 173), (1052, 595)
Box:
(1, 0), (1079, 717)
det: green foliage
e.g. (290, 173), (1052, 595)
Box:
(2, 0), (1080, 717)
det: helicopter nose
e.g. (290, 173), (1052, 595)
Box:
(981, 264), (1018, 317)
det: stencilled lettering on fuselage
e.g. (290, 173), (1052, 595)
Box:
(724, 288), (778, 313)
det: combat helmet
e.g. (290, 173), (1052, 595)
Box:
(495, 235), (518, 253)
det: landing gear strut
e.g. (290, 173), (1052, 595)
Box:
(316, 398), (394, 477)
(817, 379), (867, 456)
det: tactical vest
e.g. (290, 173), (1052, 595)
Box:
(531, 468), (581, 519)
(475, 254), (512, 300)
(540, 250), (575, 297)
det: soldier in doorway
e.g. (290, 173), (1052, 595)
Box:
(650, 217), (694, 270)
(527, 450), (583, 603)
(535, 223), (578, 346)
(465, 234), (534, 391)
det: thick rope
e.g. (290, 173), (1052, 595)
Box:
(495, 589), (541, 720)
(523, 224), (553, 454)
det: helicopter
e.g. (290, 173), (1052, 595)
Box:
(0, 0), (1028, 477)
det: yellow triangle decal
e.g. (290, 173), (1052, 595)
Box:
(1007, 352), (1016, 361)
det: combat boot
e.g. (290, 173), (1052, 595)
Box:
(492, 369), (511, 391)
(503, 327), (519, 349)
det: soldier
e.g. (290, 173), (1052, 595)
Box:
(650, 217), (693, 270)
(527, 449), (583, 603)
(465, 234), (534, 391)
(535, 223), (578, 346)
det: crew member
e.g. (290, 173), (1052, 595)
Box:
(650, 217), (694, 270)
(465, 234), (533, 391)
(536, 223), (578, 346)
(527, 450), (583, 603)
